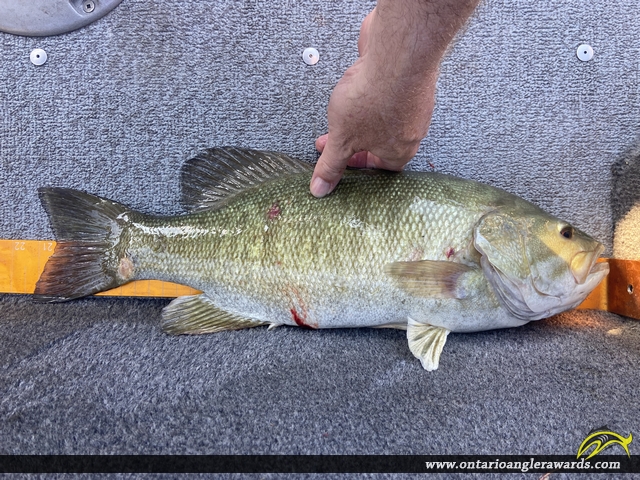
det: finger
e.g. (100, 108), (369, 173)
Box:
(315, 134), (328, 153)
(346, 150), (375, 169)
(310, 136), (352, 198)
(346, 150), (412, 171)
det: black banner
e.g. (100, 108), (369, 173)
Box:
(0, 455), (638, 473)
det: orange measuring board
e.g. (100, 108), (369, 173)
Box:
(0, 239), (200, 297)
(0, 239), (637, 320)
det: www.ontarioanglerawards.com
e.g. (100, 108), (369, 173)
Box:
(425, 457), (621, 473)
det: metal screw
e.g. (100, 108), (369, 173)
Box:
(83, 1), (95, 13)
(302, 47), (319, 66)
(576, 44), (593, 62)
(30, 49), (48, 66)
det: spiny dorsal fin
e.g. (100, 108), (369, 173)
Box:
(406, 318), (450, 371)
(161, 293), (268, 335)
(384, 260), (475, 298)
(181, 147), (313, 212)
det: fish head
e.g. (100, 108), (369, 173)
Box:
(474, 211), (609, 321)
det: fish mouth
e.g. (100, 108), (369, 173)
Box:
(571, 244), (606, 285)
(480, 242), (609, 322)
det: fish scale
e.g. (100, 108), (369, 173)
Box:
(35, 147), (608, 370)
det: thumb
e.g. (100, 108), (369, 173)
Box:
(310, 135), (352, 198)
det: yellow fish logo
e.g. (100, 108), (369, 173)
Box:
(577, 427), (633, 459)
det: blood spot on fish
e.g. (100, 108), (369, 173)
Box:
(267, 202), (281, 220)
(445, 247), (455, 259)
(117, 256), (135, 281)
(291, 308), (314, 329)
(285, 285), (317, 328)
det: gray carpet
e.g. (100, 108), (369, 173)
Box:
(1, 295), (639, 458)
(1, 0), (640, 465)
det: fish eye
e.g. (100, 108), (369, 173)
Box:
(559, 225), (574, 240)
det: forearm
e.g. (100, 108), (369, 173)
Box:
(368, 0), (480, 75)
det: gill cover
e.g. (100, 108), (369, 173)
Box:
(473, 212), (605, 321)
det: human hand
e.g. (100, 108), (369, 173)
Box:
(310, 8), (437, 197)
(310, 0), (479, 198)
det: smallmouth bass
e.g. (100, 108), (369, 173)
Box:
(36, 148), (609, 370)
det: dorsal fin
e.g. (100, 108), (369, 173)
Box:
(180, 147), (313, 212)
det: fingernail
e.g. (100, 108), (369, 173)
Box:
(310, 177), (332, 198)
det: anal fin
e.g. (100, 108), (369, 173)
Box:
(161, 294), (267, 335)
(406, 317), (450, 371)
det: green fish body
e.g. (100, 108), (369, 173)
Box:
(36, 148), (609, 370)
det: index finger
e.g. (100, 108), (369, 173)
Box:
(310, 135), (353, 197)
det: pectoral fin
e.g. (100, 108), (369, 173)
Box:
(385, 260), (474, 298)
(161, 294), (267, 335)
(406, 318), (450, 371)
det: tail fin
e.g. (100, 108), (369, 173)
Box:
(35, 187), (132, 302)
